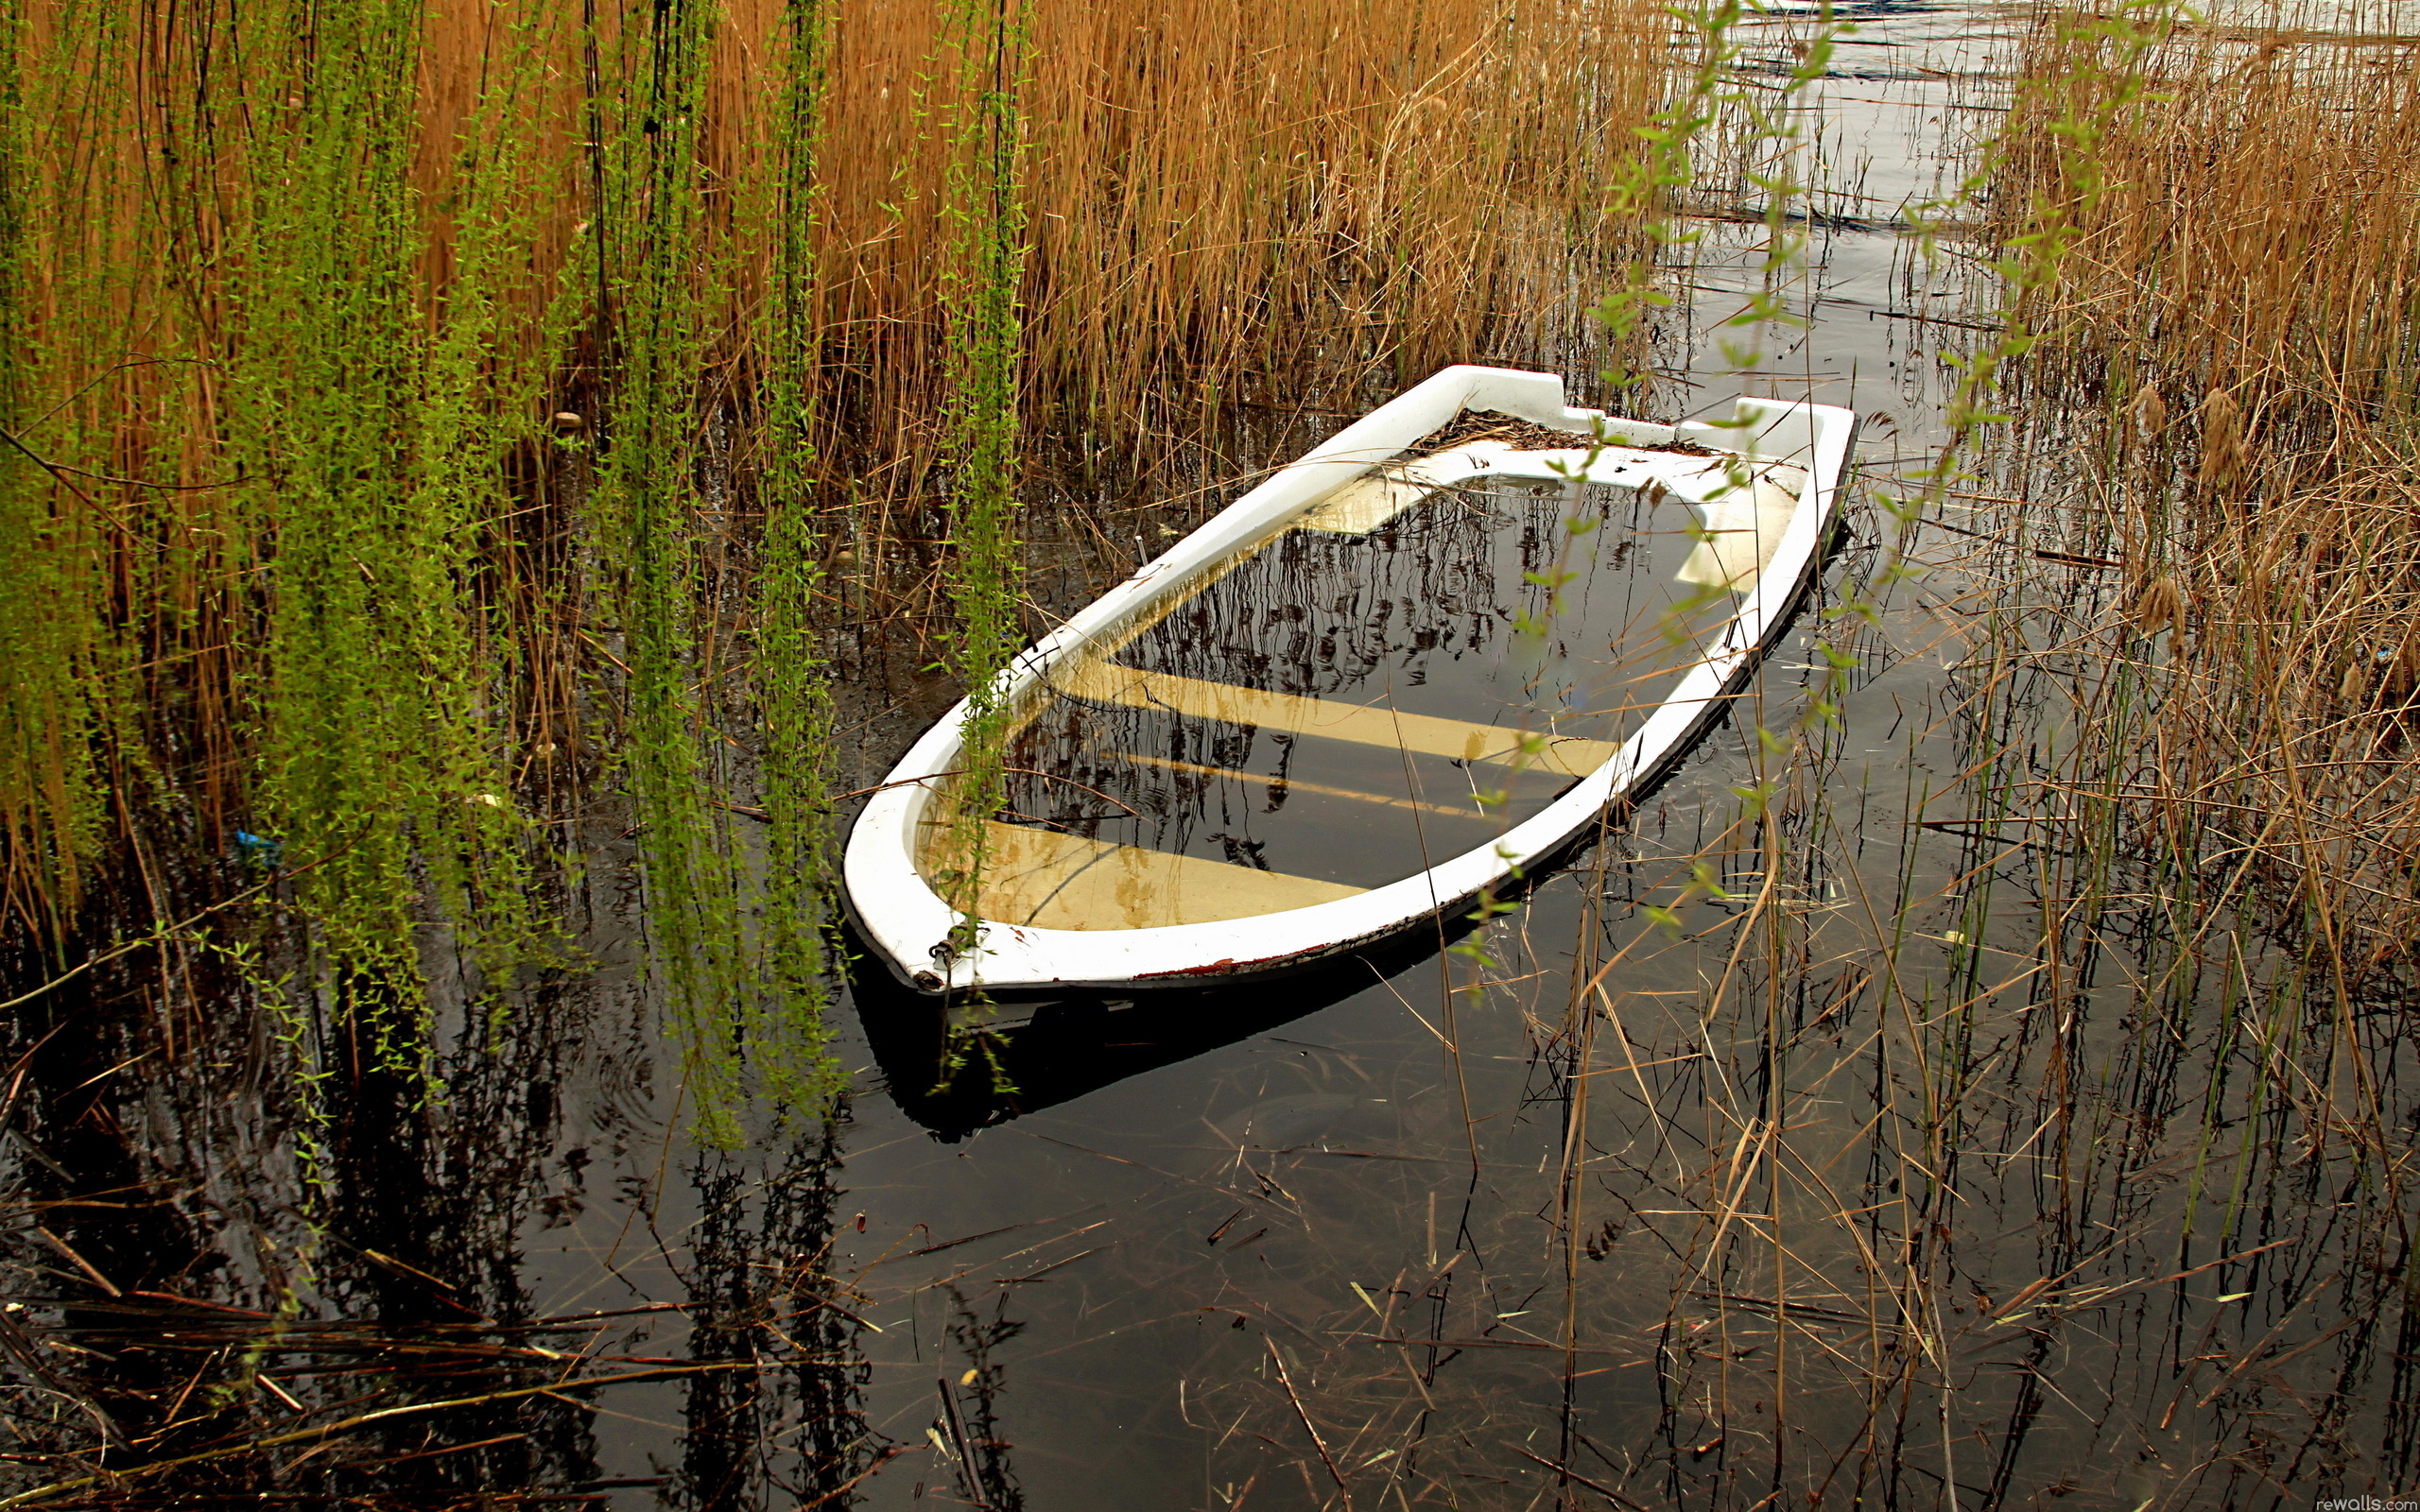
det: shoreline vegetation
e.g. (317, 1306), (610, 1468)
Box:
(0, 0), (1662, 1105)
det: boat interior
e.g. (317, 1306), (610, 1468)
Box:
(917, 437), (1806, 932)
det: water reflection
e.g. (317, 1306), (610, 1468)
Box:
(854, 924), (1465, 1140)
(0, 939), (873, 1509)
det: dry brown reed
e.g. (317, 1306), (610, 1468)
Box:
(797, 0), (1663, 408)
(790, 0), (1668, 608)
(1992, 12), (2420, 954)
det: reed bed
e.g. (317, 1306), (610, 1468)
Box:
(1988, 10), (2420, 955)
(0, 0), (1668, 1101)
(1582, 10), (2420, 1498)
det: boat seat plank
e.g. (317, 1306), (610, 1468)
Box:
(1295, 438), (1564, 536)
(958, 819), (1364, 931)
(1296, 472), (1432, 535)
(1056, 660), (1617, 777)
(1112, 750), (1483, 820)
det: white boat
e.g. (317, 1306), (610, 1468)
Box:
(843, 366), (1858, 994)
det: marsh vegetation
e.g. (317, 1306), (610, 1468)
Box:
(0, 0), (2415, 1505)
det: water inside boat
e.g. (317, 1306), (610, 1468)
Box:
(919, 454), (1807, 929)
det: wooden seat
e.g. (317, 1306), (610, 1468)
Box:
(1295, 470), (1431, 535)
(1055, 661), (1618, 777)
(1112, 751), (1479, 819)
(938, 820), (1364, 931)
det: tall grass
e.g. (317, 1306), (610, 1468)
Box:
(1992, 12), (2420, 953)
(0, 0), (1668, 1117)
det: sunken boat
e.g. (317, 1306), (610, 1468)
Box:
(844, 366), (1858, 993)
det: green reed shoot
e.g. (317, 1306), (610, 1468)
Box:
(592, 0), (753, 1145)
(1456, 0), (1847, 992)
(930, 0), (1033, 988)
(751, 0), (847, 1121)
(235, 0), (547, 1080)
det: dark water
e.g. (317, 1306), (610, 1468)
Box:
(6, 2), (2417, 1507)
